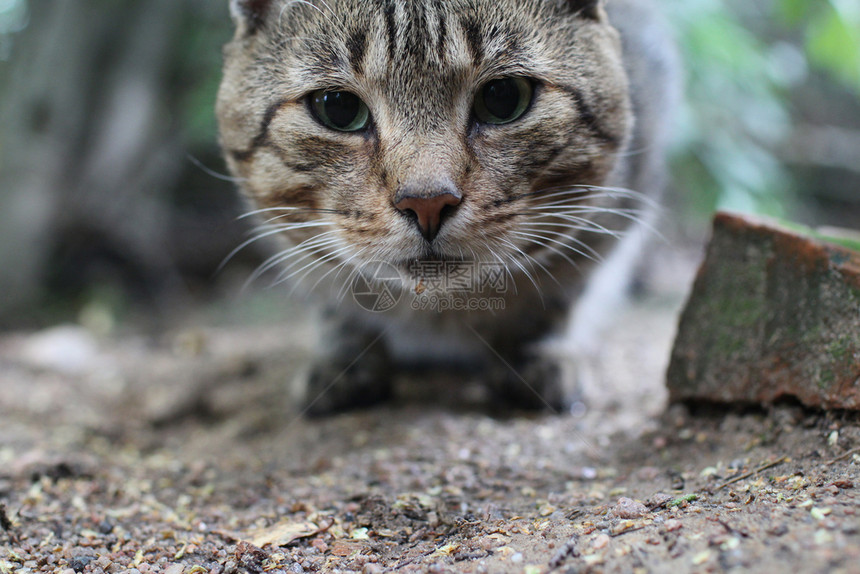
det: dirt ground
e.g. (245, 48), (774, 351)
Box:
(1, 252), (859, 574)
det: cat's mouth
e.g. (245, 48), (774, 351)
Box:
(393, 252), (469, 269)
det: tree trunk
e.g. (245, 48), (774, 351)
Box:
(0, 0), (236, 326)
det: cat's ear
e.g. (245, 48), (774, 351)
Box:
(565, 0), (604, 20)
(229, 0), (273, 35)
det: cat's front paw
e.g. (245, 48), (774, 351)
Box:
(302, 344), (393, 417)
(488, 352), (579, 413)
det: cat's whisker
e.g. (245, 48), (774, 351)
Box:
(521, 222), (622, 247)
(308, 244), (369, 296)
(505, 185), (646, 208)
(240, 206), (307, 218)
(477, 238), (520, 296)
(502, 248), (546, 304)
(522, 215), (625, 239)
(332, 247), (374, 304)
(273, 241), (346, 289)
(528, 206), (644, 222)
(528, 206), (650, 231)
(498, 237), (541, 277)
(577, 184), (661, 208)
(283, 250), (346, 292)
(245, 234), (341, 288)
(240, 222), (333, 250)
(279, 0), (336, 32)
(525, 189), (594, 203)
(218, 229), (286, 275)
(528, 184), (656, 206)
(259, 227), (339, 255)
(607, 141), (666, 161)
(518, 221), (609, 260)
(239, 206), (343, 220)
(536, 204), (654, 224)
(555, 183), (650, 197)
(506, 238), (562, 287)
(531, 192), (652, 211)
(282, 243), (353, 294)
(186, 154), (247, 183)
(485, 243), (520, 296)
(258, 218), (333, 229)
(466, 243), (480, 267)
(531, 206), (661, 240)
(265, 235), (343, 276)
(496, 237), (550, 299)
(281, 0), (324, 20)
(217, 222), (332, 274)
(510, 230), (581, 270)
(246, 244), (338, 292)
(512, 229), (600, 268)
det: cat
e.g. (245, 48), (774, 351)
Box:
(216, 0), (679, 415)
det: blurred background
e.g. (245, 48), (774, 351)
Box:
(0, 0), (858, 330)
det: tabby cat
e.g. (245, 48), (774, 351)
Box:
(217, 0), (678, 414)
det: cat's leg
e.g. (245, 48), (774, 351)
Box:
(303, 312), (393, 416)
(468, 294), (578, 412)
(489, 221), (650, 413)
(483, 338), (581, 413)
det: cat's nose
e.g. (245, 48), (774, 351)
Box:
(394, 190), (462, 243)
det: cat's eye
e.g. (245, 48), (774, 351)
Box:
(310, 89), (370, 132)
(473, 77), (534, 125)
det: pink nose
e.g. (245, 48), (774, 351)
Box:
(395, 192), (462, 242)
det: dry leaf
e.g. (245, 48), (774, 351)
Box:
(245, 520), (324, 548)
(330, 540), (364, 557)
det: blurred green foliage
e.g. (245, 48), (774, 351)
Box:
(0, 0), (27, 61)
(779, 0), (860, 90)
(173, 7), (233, 149)
(668, 0), (860, 221)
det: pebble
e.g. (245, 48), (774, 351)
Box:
(593, 534), (611, 550)
(98, 520), (114, 534)
(613, 497), (648, 519)
(18, 326), (100, 375)
(69, 557), (94, 572)
(648, 493), (673, 509)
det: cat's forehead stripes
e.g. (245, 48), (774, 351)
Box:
(345, 29), (367, 75)
(273, 0), (535, 80)
(376, 0), (463, 70)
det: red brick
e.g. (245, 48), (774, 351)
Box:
(667, 211), (860, 410)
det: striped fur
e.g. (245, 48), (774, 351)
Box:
(217, 0), (678, 413)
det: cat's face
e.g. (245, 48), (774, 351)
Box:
(217, 0), (632, 276)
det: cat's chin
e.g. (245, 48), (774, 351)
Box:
(392, 252), (471, 270)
